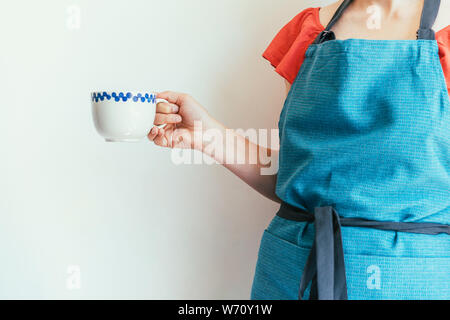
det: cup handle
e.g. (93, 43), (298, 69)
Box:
(154, 98), (170, 129)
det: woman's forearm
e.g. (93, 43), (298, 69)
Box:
(201, 118), (281, 203)
(149, 91), (282, 203)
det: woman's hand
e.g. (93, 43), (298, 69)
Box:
(148, 91), (215, 150)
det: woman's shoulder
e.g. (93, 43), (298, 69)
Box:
(262, 3), (341, 84)
(435, 1), (450, 34)
(273, 1), (342, 34)
(283, 6), (321, 31)
(318, 1), (343, 28)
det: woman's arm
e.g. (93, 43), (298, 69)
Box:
(209, 80), (291, 203)
(200, 117), (280, 203)
(285, 80), (292, 95)
(148, 82), (290, 204)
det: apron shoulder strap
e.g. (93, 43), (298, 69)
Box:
(314, 0), (354, 44)
(417, 0), (441, 40)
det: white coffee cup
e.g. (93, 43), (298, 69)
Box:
(91, 91), (168, 142)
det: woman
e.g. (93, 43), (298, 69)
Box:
(149, 0), (450, 300)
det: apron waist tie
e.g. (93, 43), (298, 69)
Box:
(275, 202), (450, 300)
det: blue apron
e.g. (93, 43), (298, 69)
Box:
(251, 0), (450, 300)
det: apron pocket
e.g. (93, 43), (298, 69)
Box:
(251, 230), (450, 300)
(250, 229), (311, 300)
(344, 253), (450, 300)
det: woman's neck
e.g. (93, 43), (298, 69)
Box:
(354, 0), (423, 16)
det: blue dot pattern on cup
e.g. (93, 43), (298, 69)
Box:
(92, 92), (157, 103)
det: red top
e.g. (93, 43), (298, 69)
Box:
(263, 7), (450, 93)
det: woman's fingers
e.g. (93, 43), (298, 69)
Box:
(156, 102), (179, 114)
(148, 126), (166, 146)
(154, 127), (169, 147)
(154, 113), (182, 125)
(157, 91), (187, 105)
(147, 127), (159, 141)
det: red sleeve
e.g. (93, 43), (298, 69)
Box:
(437, 26), (450, 95)
(262, 7), (324, 84)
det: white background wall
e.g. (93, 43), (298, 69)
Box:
(0, 0), (331, 299)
